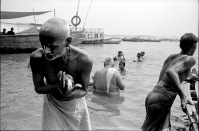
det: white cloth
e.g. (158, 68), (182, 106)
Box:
(42, 94), (91, 130)
(106, 68), (116, 93)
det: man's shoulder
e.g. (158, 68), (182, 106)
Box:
(74, 46), (93, 64)
(30, 48), (44, 59)
(184, 55), (196, 66)
(94, 68), (105, 75)
(166, 54), (177, 59)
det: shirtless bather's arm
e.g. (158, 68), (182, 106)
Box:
(70, 55), (93, 99)
(166, 56), (195, 110)
(30, 51), (57, 94)
(115, 71), (125, 90)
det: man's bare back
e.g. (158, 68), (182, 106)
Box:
(157, 54), (195, 93)
(142, 33), (198, 130)
(93, 57), (125, 96)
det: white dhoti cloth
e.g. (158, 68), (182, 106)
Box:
(106, 68), (116, 93)
(42, 94), (91, 130)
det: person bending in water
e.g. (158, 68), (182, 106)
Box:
(133, 53), (142, 62)
(114, 50), (126, 61)
(93, 57), (125, 96)
(119, 60), (126, 76)
(29, 18), (92, 130)
(140, 51), (145, 60)
(141, 33), (198, 131)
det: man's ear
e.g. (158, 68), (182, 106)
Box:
(66, 37), (72, 44)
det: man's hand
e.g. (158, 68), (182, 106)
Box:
(185, 74), (199, 82)
(57, 71), (74, 96)
(181, 97), (193, 113)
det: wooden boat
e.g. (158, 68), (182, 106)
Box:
(0, 29), (85, 54)
(182, 69), (198, 131)
(122, 37), (161, 42)
(102, 38), (122, 44)
(0, 10), (85, 54)
(81, 28), (104, 44)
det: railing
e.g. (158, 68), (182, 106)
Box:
(83, 28), (104, 40)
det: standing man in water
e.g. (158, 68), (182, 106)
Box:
(114, 50), (126, 61)
(142, 33), (198, 131)
(93, 57), (125, 96)
(119, 60), (126, 76)
(29, 18), (92, 130)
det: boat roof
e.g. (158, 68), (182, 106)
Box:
(1, 11), (52, 19)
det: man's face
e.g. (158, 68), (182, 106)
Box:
(40, 34), (67, 61)
(119, 62), (124, 69)
(191, 44), (197, 55)
(118, 52), (123, 57)
(141, 52), (145, 56)
(137, 54), (141, 58)
(39, 20), (71, 61)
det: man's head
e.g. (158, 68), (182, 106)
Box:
(104, 57), (114, 67)
(119, 61), (125, 70)
(141, 51), (145, 57)
(118, 50), (123, 57)
(3, 28), (6, 32)
(137, 53), (141, 59)
(11, 27), (14, 31)
(39, 18), (71, 61)
(180, 33), (198, 55)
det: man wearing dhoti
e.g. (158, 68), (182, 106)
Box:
(142, 33), (198, 130)
(29, 18), (92, 130)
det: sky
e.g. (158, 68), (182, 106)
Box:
(1, 0), (198, 37)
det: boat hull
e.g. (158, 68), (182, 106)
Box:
(81, 38), (103, 44)
(0, 31), (84, 54)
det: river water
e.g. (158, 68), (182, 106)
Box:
(1, 41), (198, 130)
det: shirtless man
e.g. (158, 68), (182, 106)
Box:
(114, 50), (126, 61)
(93, 57), (125, 96)
(140, 51), (145, 60)
(29, 18), (92, 130)
(142, 33), (198, 131)
(137, 53), (142, 62)
(119, 60), (126, 76)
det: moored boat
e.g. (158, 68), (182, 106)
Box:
(0, 29), (85, 54)
(102, 38), (122, 44)
(0, 10), (85, 54)
(122, 37), (161, 42)
(81, 28), (104, 44)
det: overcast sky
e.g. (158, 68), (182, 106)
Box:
(1, 0), (198, 37)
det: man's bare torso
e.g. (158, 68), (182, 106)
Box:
(32, 47), (83, 101)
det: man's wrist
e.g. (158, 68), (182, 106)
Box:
(180, 95), (186, 100)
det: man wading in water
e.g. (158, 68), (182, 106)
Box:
(30, 18), (92, 130)
(142, 33), (198, 131)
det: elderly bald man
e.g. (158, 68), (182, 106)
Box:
(29, 18), (92, 130)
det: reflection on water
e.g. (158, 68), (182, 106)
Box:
(1, 41), (198, 130)
(88, 93), (124, 117)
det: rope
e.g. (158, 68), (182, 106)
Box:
(83, 0), (94, 29)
